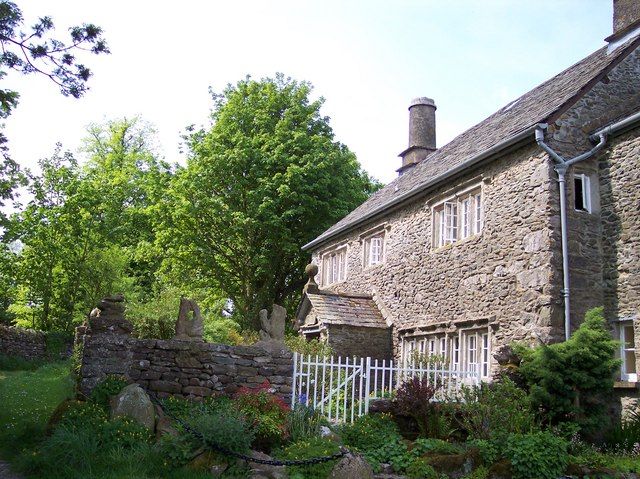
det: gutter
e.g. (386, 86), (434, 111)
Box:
(303, 124), (538, 251)
(590, 110), (640, 140)
(534, 124), (607, 341)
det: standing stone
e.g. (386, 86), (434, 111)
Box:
(110, 383), (156, 430)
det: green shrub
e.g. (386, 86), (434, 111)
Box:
(287, 403), (324, 442)
(156, 433), (199, 467)
(285, 334), (334, 357)
(393, 375), (447, 438)
(100, 416), (153, 449)
(405, 457), (439, 479)
(190, 410), (254, 454)
(515, 307), (619, 436)
(161, 394), (234, 421)
(604, 409), (640, 453)
(451, 377), (535, 441)
(466, 438), (500, 465)
(59, 400), (109, 432)
(277, 437), (341, 479)
(412, 437), (463, 456)
(340, 413), (402, 453)
(504, 431), (569, 479)
(235, 382), (290, 447)
(461, 465), (489, 479)
(89, 375), (129, 409)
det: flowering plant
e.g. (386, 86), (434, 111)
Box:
(234, 380), (290, 449)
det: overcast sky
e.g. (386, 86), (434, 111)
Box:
(5, 1), (612, 184)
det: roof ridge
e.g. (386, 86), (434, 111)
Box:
(304, 38), (640, 251)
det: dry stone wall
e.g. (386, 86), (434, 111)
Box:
(0, 324), (72, 360)
(76, 327), (293, 401)
(0, 325), (47, 359)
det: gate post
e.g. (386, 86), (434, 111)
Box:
(291, 351), (298, 408)
(364, 356), (371, 415)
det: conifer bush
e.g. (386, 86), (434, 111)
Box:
(515, 307), (619, 436)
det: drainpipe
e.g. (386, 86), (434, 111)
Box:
(534, 124), (607, 341)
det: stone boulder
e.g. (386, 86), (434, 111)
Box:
(329, 452), (374, 479)
(109, 383), (155, 430)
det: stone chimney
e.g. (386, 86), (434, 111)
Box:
(610, 0), (640, 38)
(397, 97), (437, 175)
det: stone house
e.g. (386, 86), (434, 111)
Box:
(295, 1), (640, 406)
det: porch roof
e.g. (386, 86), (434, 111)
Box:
(297, 292), (387, 329)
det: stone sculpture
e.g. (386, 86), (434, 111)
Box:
(174, 297), (204, 341)
(259, 304), (286, 342)
(253, 304), (288, 353)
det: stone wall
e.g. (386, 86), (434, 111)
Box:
(77, 328), (294, 401)
(599, 127), (640, 388)
(548, 47), (640, 330)
(0, 324), (72, 360)
(312, 142), (560, 370)
(0, 325), (47, 360)
(323, 324), (392, 360)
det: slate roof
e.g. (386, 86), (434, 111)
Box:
(301, 293), (387, 329)
(304, 37), (640, 251)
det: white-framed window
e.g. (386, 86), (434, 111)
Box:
(363, 233), (385, 267)
(401, 327), (491, 379)
(322, 247), (347, 286)
(452, 336), (460, 370)
(433, 186), (483, 248)
(574, 173), (592, 213)
(619, 321), (637, 382)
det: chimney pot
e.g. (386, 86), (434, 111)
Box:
(398, 97), (437, 174)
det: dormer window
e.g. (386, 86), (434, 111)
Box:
(322, 247), (347, 286)
(433, 186), (483, 248)
(364, 233), (385, 267)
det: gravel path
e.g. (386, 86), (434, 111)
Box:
(0, 459), (22, 479)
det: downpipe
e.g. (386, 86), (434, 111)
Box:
(534, 124), (607, 341)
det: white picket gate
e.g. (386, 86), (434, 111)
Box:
(291, 352), (481, 423)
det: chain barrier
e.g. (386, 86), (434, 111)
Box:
(148, 391), (347, 467)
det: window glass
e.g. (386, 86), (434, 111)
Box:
(322, 247), (347, 285)
(433, 186), (482, 248)
(402, 328), (490, 379)
(574, 174), (591, 213)
(364, 233), (385, 267)
(620, 321), (637, 381)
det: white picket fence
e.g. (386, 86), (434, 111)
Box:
(291, 352), (481, 423)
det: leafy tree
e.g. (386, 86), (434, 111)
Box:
(0, 240), (16, 322)
(162, 74), (380, 327)
(515, 307), (620, 436)
(81, 118), (174, 298)
(0, 1), (108, 224)
(7, 120), (173, 331)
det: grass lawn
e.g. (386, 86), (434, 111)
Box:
(0, 361), (74, 460)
